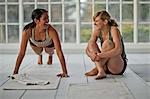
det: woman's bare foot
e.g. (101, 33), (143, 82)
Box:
(38, 55), (43, 64)
(47, 55), (52, 65)
(95, 72), (106, 80)
(85, 67), (98, 76)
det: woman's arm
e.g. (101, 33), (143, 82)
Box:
(48, 26), (68, 77)
(86, 29), (100, 61)
(97, 26), (122, 59)
(13, 30), (29, 75)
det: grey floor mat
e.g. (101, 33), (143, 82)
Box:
(128, 64), (150, 82)
(68, 82), (134, 99)
(2, 64), (61, 90)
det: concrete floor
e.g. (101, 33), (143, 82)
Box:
(0, 53), (150, 99)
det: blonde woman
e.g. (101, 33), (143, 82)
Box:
(85, 10), (127, 80)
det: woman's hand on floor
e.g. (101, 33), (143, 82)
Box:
(57, 73), (69, 78)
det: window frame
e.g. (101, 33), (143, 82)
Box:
(0, 0), (149, 53)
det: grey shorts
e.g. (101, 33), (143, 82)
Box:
(105, 58), (127, 75)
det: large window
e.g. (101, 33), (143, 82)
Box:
(0, 0), (150, 45)
(0, 0), (19, 43)
(138, 1), (150, 42)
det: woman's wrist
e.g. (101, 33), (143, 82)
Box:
(63, 71), (68, 75)
(13, 70), (18, 75)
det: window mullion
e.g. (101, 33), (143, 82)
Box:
(19, 0), (23, 43)
(92, 0), (94, 33)
(120, 0), (122, 35)
(5, 0), (8, 43)
(48, 0), (51, 22)
(106, 0), (108, 11)
(62, 0), (65, 43)
(76, 0), (80, 44)
(134, 0), (138, 44)
(35, 0), (37, 9)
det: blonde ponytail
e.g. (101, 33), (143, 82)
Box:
(93, 10), (118, 27)
(109, 19), (118, 27)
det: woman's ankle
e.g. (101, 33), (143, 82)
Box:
(38, 55), (43, 64)
(47, 55), (52, 65)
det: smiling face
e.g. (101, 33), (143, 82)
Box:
(40, 12), (49, 24)
(34, 12), (49, 28)
(94, 16), (106, 31)
(93, 10), (111, 31)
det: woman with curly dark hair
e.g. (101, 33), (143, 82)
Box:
(13, 8), (68, 77)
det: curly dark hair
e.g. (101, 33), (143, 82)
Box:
(23, 8), (48, 30)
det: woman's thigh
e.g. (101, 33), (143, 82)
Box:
(106, 56), (124, 74)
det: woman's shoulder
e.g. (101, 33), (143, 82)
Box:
(23, 28), (32, 37)
(111, 26), (120, 34)
(47, 24), (57, 33)
(111, 26), (118, 30)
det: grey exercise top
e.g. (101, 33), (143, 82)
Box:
(29, 25), (54, 48)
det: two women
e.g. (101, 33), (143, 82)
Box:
(13, 9), (127, 80)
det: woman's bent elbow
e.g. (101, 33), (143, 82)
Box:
(117, 48), (122, 55)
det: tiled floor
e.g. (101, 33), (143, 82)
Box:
(127, 53), (150, 84)
(0, 53), (150, 99)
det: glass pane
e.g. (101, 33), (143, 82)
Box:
(138, 4), (150, 22)
(23, 0), (34, 2)
(138, 24), (150, 42)
(80, 24), (92, 43)
(122, 24), (133, 42)
(64, 3), (76, 22)
(65, 0), (75, 2)
(108, 4), (120, 21)
(0, 0), (5, 2)
(139, 0), (149, 1)
(64, 24), (76, 43)
(109, 0), (119, 1)
(0, 25), (5, 43)
(122, 0), (133, 1)
(37, 0), (48, 2)
(52, 24), (62, 42)
(51, 4), (62, 22)
(23, 5), (34, 22)
(8, 25), (19, 43)
(122, 4), (133, 22)
(80, 0), (92, 2)
(37, 4), (48, 10)
(95, 0), (105, 1)
(8, 5), (19, 23)
(7, 0), (18, 2)
(80, 3), (92, 22)
(0, 5), (5, 23)
(94, 4), (106, 14)
(51, 0), (61, 2)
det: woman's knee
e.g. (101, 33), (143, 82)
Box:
(88, 42), (100, 53)
(102, 40), (114, 52)
(45, 47), (54, 56)
(34, 48), (43, 55)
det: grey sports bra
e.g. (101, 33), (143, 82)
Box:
(29, 25), (53, 47)
(98, 28), (127, 61)
(98, 31), (113, 46)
